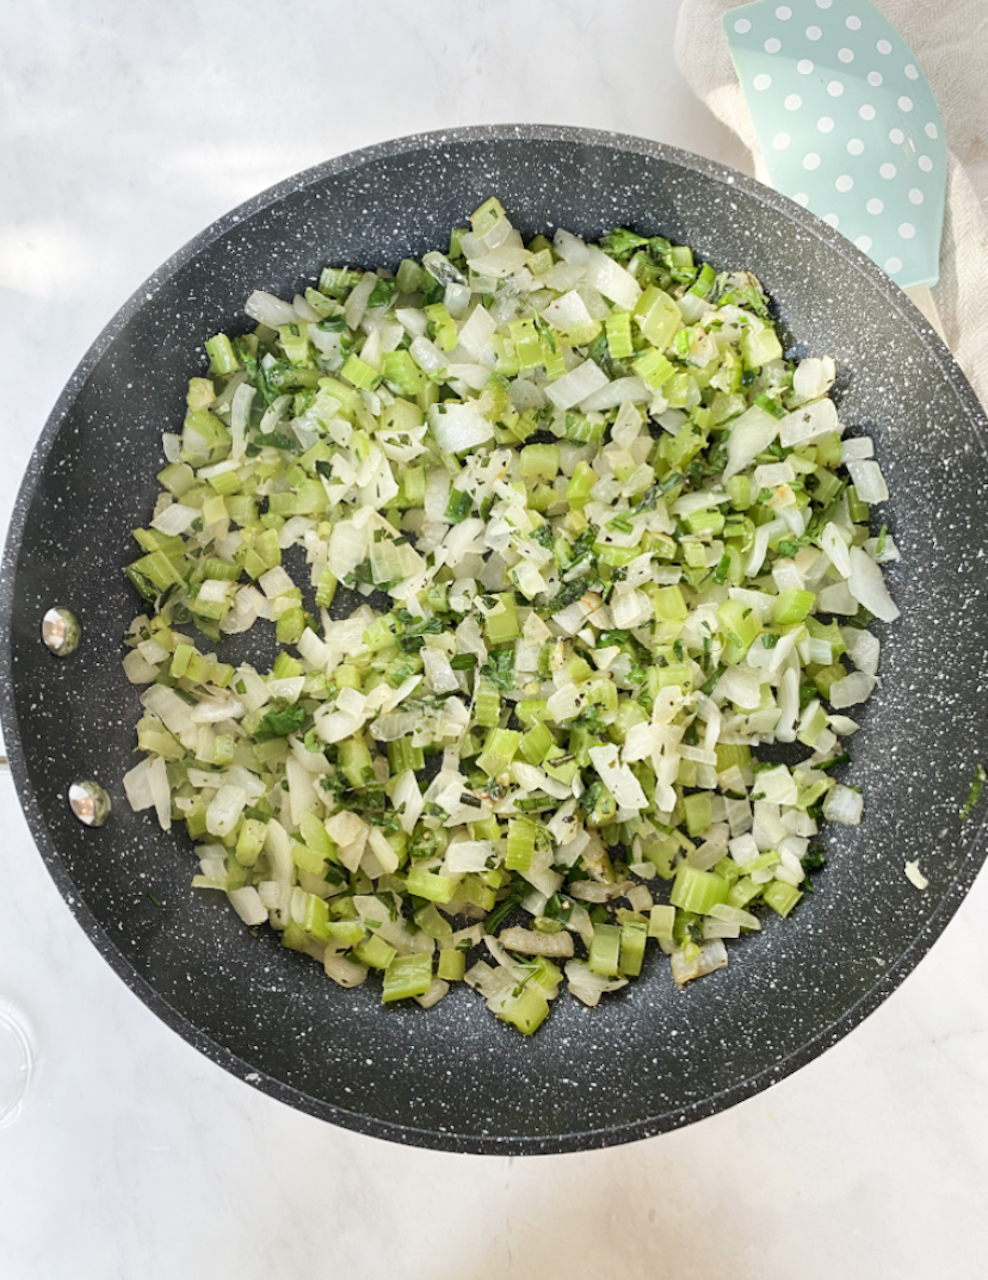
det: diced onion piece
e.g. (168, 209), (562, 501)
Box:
(828, 671), (877, 708)
(823, 784), (864, 826)
(845, 459), (889, 503)
(498, 928), (574, 958)
(779, 396), (841, 447)
(904, 861), (929, 891)
(245, 290), (296, 327)
(724, 405), (779, 479)
(228, 886), (269, 927)
(544, 360), (610, 411)
(790, 356), (836, 406)
(847, 545), (899, 621)
(565, 959), (628, 1007)
(671, 940), (728, 986)
(584, 246), (642, 311)
(428, 402), (495, 454)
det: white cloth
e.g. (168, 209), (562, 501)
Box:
(674, 0), (988, 411)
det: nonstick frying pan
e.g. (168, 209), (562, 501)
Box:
(2, 125), (987, 1156)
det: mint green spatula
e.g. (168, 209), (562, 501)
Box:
(725, 0), (947, 331)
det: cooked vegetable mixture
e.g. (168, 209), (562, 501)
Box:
(122, 198), (899, 1033)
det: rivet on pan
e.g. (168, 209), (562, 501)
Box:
(41, 607), (81, 657)
(68, 781), (110, 827)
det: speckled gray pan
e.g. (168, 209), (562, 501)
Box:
(2, 125), (988, 1156)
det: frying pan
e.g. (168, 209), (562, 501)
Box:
(2, 124), (987, 1156)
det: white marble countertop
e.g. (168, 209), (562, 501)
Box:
(2, 3), (987, 1276)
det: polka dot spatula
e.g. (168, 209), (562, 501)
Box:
(725, 0), (947, 334)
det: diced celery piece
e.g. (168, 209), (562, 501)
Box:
(496, 985), (550, 1035)
(762, 880), (803, 918)
(717, 597), (762, 664)
(415, 903), (452, 939)
(437, 948), (466, 981)
(683, 792), (712, 838)
(520, 443), (559, 480)
(505, 817), (536, 871)
(382, 953), (433, 1002)
(740, 325), (783, 370)
(670, 865), (729, 915)
(604, 310), (634, 360)
(773, 588), (816, 625)
(483, 593), (520, 644)
(353, 934), (397, 970)
(648, 904), (676, 941)
(476, 728), (522, 778)
(588, 923), (622, 977)
(634, 285), (683, 349)
(620, 920), (648, 977)
(405, 868), (457, 904)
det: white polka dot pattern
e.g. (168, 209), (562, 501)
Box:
(724, 0), (947, 286)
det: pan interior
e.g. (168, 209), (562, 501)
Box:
(3, 126), (987, 1155)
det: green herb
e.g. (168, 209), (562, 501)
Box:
(366, 278), (398, 309)
(254, 703), (306, 741)
(960, 764), (986, 820)
(484, 880), (530, 934)
(481, 649), (516, 692)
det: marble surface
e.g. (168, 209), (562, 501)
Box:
(2, 2), (987, 1275)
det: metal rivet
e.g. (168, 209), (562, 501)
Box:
(68, 781), (110, 827)
(41, 607), (81, 656)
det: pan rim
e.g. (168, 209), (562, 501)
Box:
(2, 121), (986, 1155)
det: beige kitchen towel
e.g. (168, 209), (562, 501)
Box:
(674, 0), (988, 412)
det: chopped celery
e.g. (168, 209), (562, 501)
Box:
(670, 866), (729, 916)
(122, 203), (892, 1034)
(382, 953), (433, 1002)
(588, 923), (622, 977)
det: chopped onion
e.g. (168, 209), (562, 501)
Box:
(847, 545), (900, 621)
(244, 290), (296, 327)
(122, 207), (897, 1035)
(544, 359), (609, 411)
